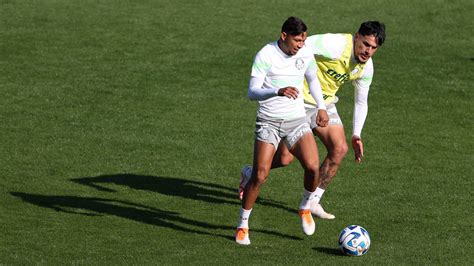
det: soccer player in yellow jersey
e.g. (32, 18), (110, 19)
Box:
(239, 21), (386, 219)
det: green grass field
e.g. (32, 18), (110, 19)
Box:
(1, 0), (473, 264)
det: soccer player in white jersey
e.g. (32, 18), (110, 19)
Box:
(235, 17), (329, 245)
(239, 21), (386, 220)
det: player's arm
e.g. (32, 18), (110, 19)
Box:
(305, 58), (328, 127)
(248, 51), (298, 100)
(351, 62), (373, 162)
(248, 78), (300, 100)
(248, 76), (278, 100)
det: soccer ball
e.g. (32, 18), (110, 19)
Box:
(338, 225), (371, 256)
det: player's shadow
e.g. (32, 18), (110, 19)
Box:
(312, 247), (345, 256)
(10, 192), (302, 241)
(71, 174), (296, 213)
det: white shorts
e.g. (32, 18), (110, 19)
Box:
(305, 103), (343, 129)
(254, 115), (312, 150)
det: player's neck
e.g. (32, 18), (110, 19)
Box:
(277, 39), (291, 56)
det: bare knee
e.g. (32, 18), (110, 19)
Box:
(252, 167), (270, 186)
(280, 153), (294, 167)
(301, 162), (320, 177)
(272, 148), (294, 168)
(330, 143), (348, 163)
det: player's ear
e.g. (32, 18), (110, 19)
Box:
(280, 32), (287, 41)
(354, 32), (360, 40)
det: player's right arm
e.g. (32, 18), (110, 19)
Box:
(248, 77), (299, 100)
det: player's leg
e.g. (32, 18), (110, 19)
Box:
(313, 124), (348, 189)
(289, 133), (320, 192)
(309, 124), (347, 219)
(236, 140), (276, 245)
(239, 137), (295, 200)
(271, 141), (295, 169)
(288, 132), (320, 235)
(242, 140), (276, 209)
(238, 166), (252, 200)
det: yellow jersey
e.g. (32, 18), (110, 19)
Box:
(303, 34), (369, 106)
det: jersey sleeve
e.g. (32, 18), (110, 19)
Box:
(248, 47), (279, 100)
(251, 49), (271, 78)
(352, 59), (374, 93)
(305, 57), (326, 110)
(248, 76), (278, 100)
(351, 59), (374, 137)
(305, 33), (347, 59)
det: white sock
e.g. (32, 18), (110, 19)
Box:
(237, 208), (252, 228)
(313, 187), (325, 204)
(299, 189), (318, 210)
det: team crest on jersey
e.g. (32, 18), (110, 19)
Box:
(295, 59), (304, 70)
(351, 67), (360, 75)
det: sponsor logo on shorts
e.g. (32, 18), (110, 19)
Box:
(289, 125), (309, 144)
(258, 128), (270, 139)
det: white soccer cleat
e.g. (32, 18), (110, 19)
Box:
(310, 202), (335, 220)
(239, 166), (252, 200)
(235, 227), (250, 245)
(299, 209), (315, 236)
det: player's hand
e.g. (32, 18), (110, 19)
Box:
(316, 109), (329, 127)
(351, 135), (364, 163)
(278, 87), (299, 99)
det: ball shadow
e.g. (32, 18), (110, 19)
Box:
(312, 247), (345, 256)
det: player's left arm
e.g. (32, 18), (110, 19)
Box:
(305, 57), (328, 127)
(351, 60), (374, 163)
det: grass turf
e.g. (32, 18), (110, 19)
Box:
(1, 0), (472, 264)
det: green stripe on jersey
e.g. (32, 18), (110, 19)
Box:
(252, 61), (271, 73)
(309, 35), (332, 59)
(359, 75), (373, 82)
(271, 77), (304, 88)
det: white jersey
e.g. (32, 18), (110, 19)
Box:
(249, 41), (318, 120)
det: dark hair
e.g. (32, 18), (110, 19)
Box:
(281, 16), (307, 35)
(358, 21), (386, 46)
